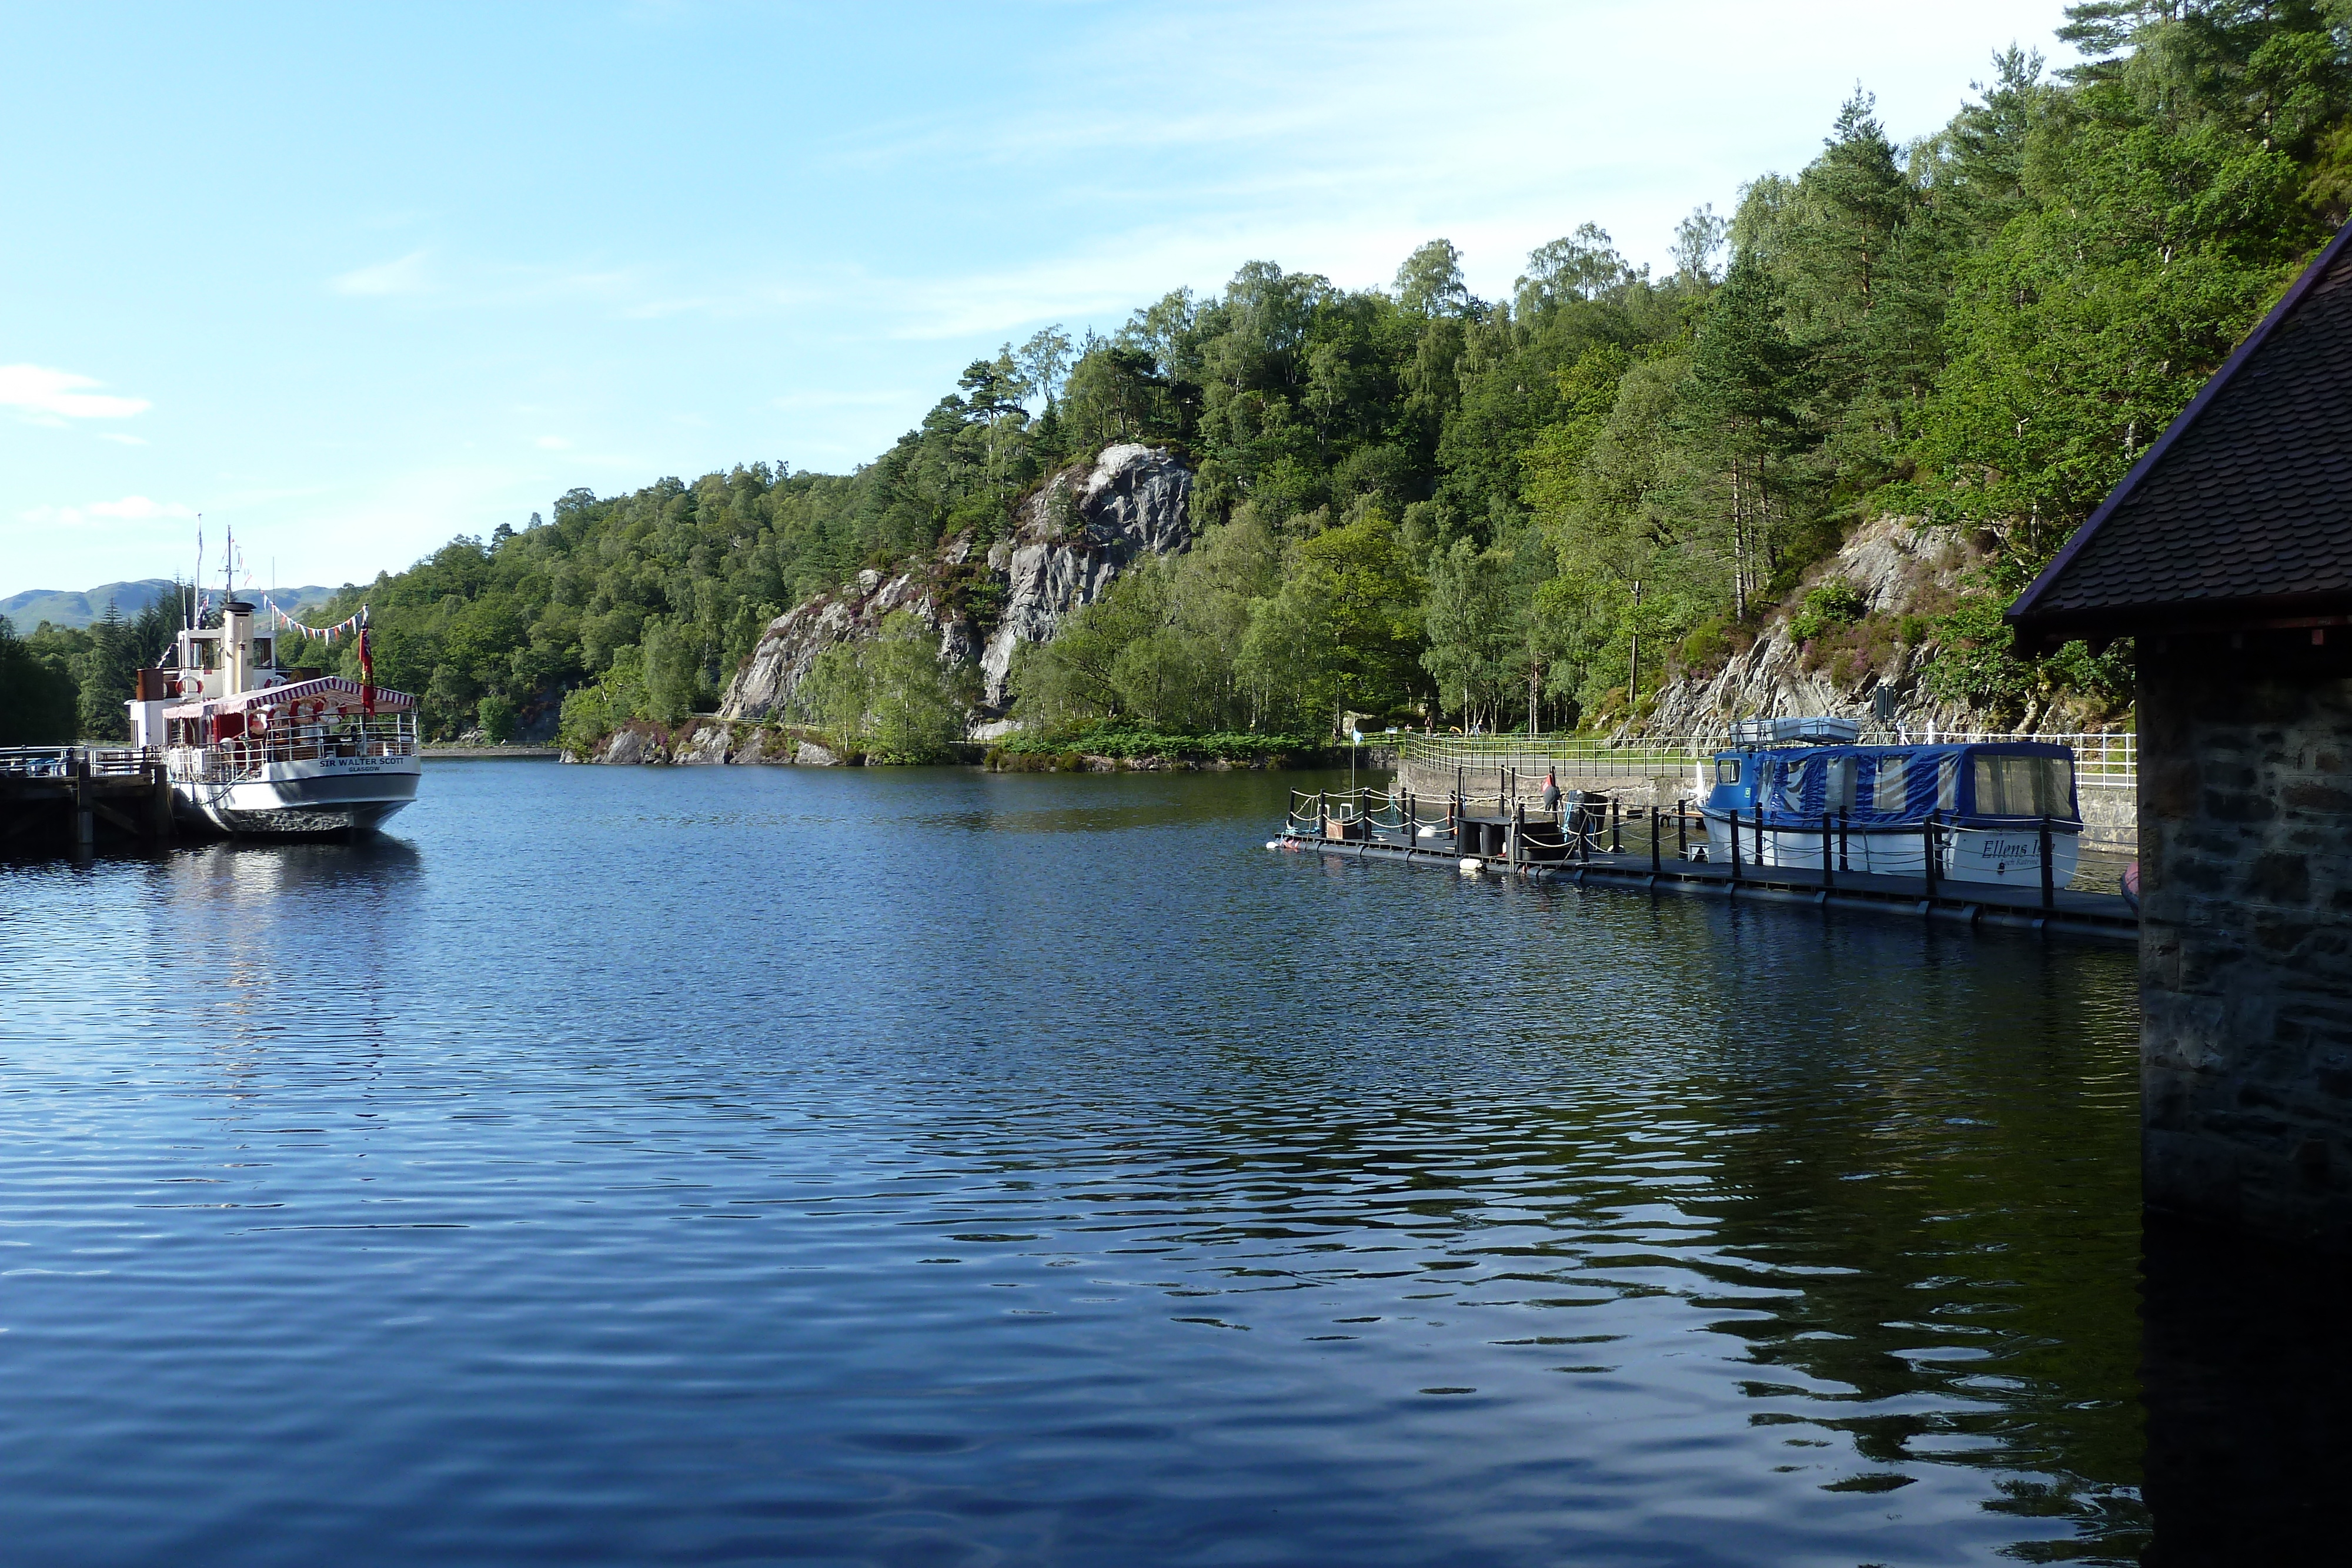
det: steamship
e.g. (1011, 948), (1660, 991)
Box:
(126, 596), (420, 837)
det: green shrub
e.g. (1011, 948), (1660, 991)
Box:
(1789, 579), (1867, 644)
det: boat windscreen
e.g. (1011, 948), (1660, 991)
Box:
(1972, 753), (2074, 817)
(1872, 756), (1908, 812)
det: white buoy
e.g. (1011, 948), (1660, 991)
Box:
(1459, 857), (1484, 876)
(1265, 839), (1282, 850)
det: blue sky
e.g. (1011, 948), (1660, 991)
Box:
(0, 1), (2077, 599)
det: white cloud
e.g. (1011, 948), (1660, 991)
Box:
(21, 495), (196, 528)
(101, 432), (150, 446)
(534, 435), (572, 450)
(331, 250), (432, 296)
(88, 496), (195, 519)
(0, 363), (152, 420)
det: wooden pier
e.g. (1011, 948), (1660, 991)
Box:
(0, 747), (176, 854)
(1278, 789), (2137, 944)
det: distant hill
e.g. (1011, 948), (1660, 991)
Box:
(0, 580), (337, 630)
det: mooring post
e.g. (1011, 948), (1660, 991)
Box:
(1676, 799), (1687, 859)
(1610, 798), (1622, 854)
(1511, 800), (1523, 868)
(1924, 813), (1940, 899)
(1753, 806), (1764, 870)
(1820, 812), (1835, 893)
(1729, 806), (1742, 887)
(2039, 814), (2055, 912)
(1650, 805), (1661, 874)
(1318, 791), (1328, 837)
(1838, 811), (1850, 873)
(149, 761), (173, 841)
(72, 748), (93, 852)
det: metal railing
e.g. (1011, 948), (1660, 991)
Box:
(1398, 728), (2136, 788)
(178, 717), (417, 783)
(0, 745), (160, 780)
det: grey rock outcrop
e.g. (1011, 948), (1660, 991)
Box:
(715, 442), (1193, 724)
(599, 727), (661, 765)
(717, 566), (970, 724)
(978, 443), (1192, 706)
(1638, 516), (1991, 740)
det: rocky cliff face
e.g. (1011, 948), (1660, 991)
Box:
(1639, 515), (1994, 738)
(978, 442), (1192, 706)
(713, 442), (1192, 727)
(715, 546), (978, 724)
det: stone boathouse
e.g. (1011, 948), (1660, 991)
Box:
(2009, 218), (2352, 1247)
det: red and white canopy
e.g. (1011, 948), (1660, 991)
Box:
(163, 675), (416, 720)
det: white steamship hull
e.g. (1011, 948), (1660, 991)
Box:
(171, 755), (420, 837)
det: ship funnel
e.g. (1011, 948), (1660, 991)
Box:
(219, 598), (256, 697)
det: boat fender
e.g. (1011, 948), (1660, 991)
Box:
(1458, 858), (1482, 876)
(1418, 825), (1441, 838)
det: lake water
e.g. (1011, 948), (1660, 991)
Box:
(1, 761), (2157, 1565)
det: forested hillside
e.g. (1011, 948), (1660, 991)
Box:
(14, 4), (2340, 748)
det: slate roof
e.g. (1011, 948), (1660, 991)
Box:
(2007, 219), (2352, 646)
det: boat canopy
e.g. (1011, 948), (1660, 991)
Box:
(162, 675), (415, 720)
(1708, 740), (2080, 826)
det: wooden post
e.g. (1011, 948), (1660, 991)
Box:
(1838, 811), (1849, 873)
(1753, 805), (1764, 869)
(1924, 813), (1940, 898)
(1318, 791), (1328, 837)
(1821, 812), (1835, 892)
(1676, 799), (1687, 859)
(1511, 800), (1523, 868)
(1729, 806), (1742, 887)
(1610, 798), (1622, 854)
(1650, 805), (1661, 874)
(2040, 814), (2055, 911)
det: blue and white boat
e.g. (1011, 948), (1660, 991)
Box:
(1699, 717), (2081, 887)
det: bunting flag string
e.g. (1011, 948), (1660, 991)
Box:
(262, 596), (371, 643)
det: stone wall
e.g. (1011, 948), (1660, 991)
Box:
(2139, 635), (2352, 1246)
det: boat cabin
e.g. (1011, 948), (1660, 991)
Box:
(1703, 741), (2080, 830)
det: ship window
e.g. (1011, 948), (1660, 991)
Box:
(1716, 758), (1741, 784)
(1937, 757), (1960, 813)
(1974, 754), (2075, 817)
(1872, 757), (1908, 812)
(1826, 757), (1856, 813)
(253, 637), (273, 666)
